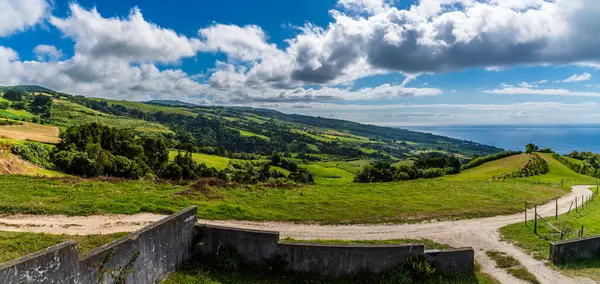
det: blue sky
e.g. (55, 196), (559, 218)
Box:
(1, 0), (600, 126)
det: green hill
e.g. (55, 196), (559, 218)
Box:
(450, 154), (531, 180)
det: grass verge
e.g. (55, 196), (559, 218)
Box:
(281, 238), (451, 250)
(486, 250), (539, 284)
(0, 231), (127, 263)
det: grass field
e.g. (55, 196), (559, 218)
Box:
(91, 99), (198, 117)
(501, 189), (600, 281)
(448, 154), (531, 181)
(0, 122), (60, 144)
(52, 99), (172, 135)
(302, 164), (355, 185)
(0, 175), (566, 225)
(230, 127), (269, 140)
(0, 109), (37, 120)
(523, 153), (598, 186)
(168, 151), (231, 170)
(562, 156), (584, 166)
(0, 231), (127, 263)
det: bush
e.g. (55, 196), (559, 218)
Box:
(0, 101), (9, 110)
(11, 142), (52, 168)
(421, 168), (444, 179)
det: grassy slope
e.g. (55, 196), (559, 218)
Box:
(449, 154), (531, 181)
(168, 151), (231, 170)
(563, 156), (584, 166)
(52, 99), (172, 134)
(0, 231), (127, 263)
(92, 99), (198, 117)
(524, 153), (597, 186)
(0, 122), (60, 144)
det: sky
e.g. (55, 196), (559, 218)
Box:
(1, 0), (600, 126)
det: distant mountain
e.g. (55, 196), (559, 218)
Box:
(0, 85), (57, 94)
(147, 100), (197, 107)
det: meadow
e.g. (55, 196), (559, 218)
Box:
(0, 174), (566, 225)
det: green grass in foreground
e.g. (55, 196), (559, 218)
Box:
(0, 231), (127, 263)
(0, 175), (568, 225)
(197, 179), (566, 224)
(0, 175), (189, 216)
(501, 188), (600, 281)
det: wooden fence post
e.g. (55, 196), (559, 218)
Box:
(534, 205), (538, 235)
(567, 201), (573, 215)
(556, 198), (558, 220)
(524, 201), (528, 226)
(582, 194), (585, 210)
(576, 197), (578, 213)
(581, 225), (584, 238)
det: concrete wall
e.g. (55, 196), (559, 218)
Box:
(195, 224), (474, 277)
(424, 248), (475, 274)
(550, 234), (600, 265)
(0, 206), (197, 284)
(278, 242), (423, 277)
(0, 242), (79, 284)
(194, 224), (279, 265)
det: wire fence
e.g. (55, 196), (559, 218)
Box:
(524, 181), (599, 242)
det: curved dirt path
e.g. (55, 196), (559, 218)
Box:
(0, 213), (166, 235)
(0, 186), (595, 283)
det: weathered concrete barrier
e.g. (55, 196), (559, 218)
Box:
(550, 234), (600, 265)
(0, 206), (198, 284)
(425, 248), (475, 274)
(194, 224), (475, 277)
(278, 241), (422, 276)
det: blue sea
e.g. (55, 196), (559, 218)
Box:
(402, 125), (600, 155)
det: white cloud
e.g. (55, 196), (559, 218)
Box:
(0, 0), (49, 37)
(562, 72), (592, 83)
(487, 87), (600, 97)
(197, 24), (281, 62)
(519, 81), (534, 88)
(50, 4), (202, 64)
(33, 45), (63, 62)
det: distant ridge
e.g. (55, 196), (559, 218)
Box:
(147, 100), (197, 107)
(0, 85), (57, 94)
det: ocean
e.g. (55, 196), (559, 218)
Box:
(402, 125), (600, 155)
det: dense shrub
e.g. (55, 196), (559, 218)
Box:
(0, 101), (10, 110)
(11, 142), (52, 168)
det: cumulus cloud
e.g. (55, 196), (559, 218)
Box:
(562, 72), (592, 83)
(199, 0), (600, 90)
(198, 24), (282, 62)
(0, 0), (49, 37)
(33, 45), (63, 62)
(50, 4), (202, 64)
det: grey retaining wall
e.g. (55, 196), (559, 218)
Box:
(194, 224), (475, 276)
(0, 206), (198, 284)
(550, 234), (600, 264)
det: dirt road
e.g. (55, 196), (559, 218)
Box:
(0, 185), (595, 283)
